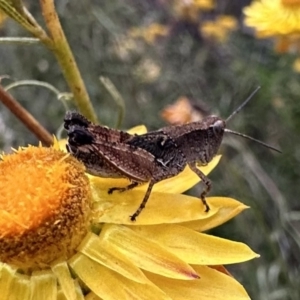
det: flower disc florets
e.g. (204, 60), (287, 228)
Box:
(0, 146), (91, 270)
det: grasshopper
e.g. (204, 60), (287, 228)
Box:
(64, 88), (281, 221)
(64, 111), (186, 220)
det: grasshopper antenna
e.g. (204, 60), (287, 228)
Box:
(225, 129), (281, 153)
(226, 86), (261, 123)
(224, 86), (281, 153)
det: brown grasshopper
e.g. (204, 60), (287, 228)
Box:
(64, 88), (281, 221)
(64, 112), (187, 220)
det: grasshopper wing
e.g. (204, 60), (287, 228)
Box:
(90, 141), (156, 182)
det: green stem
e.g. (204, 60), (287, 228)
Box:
(39, 0), (98, 123)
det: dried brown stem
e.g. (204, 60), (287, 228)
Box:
(0, 85), (53, 146)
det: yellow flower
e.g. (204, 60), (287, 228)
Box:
(200, 15), (238, 42)
(244, 0), (300, 37)
(0, 133), (258, 299)
(133, 58), (161, 83)
(129, 24), (169, 45)
(173, 0), (215, 22)
(0, 145), (90, 270)
(293, 56), (300, 71)
(217, 15), (238, 31)
(194, 0), (215, 11)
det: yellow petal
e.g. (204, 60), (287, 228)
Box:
(92, 186), (218, 225)
(209, 265), (232, 276)
(57, 287), (68, 300)
(57, 281), (84, 300)
(88, 154), (221, 203)
(74, 280), (85, 300)
(127, 125), (147, 135)
(69, 253), (126, 300)
(147, 155), (221, 194)
(100, 224), (199, 280)
(0, 263), (17, 300)
(130, 224), (259, 265)
(89, 155), (221, 225)
(69, 253), (171, 300)
(77, 232), (150, 284)
(146, 265), (250, 300)
(57, 138), (68, 152)
(181, 197), (249, 231)
(85, 292), (102, 300)
(8, 273), (31, 300)
(51, 260), (77, 300)
(30, 270), (57, 300)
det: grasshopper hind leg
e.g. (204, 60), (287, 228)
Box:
(108, 180), (155, 221)
(188, 162), (211, 212)
(130, 181), (155, 221)
(108, 181), (139, 194)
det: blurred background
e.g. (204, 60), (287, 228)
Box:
(0, 0), (299, 299)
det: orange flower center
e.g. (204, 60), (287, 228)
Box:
(0, 146), (91, 269)
(281, 0), (300, 7)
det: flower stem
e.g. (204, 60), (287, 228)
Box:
(39, 0), (98, 123)
(0, 85), (53, 146)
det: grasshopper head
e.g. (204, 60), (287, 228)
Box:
(209, 118), (226, 136)
(203, 116), (226, 162)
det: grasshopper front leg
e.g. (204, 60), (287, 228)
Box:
(188, 162), (211, 212)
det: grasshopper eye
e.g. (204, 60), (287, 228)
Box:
(212, 120), (224, 135)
